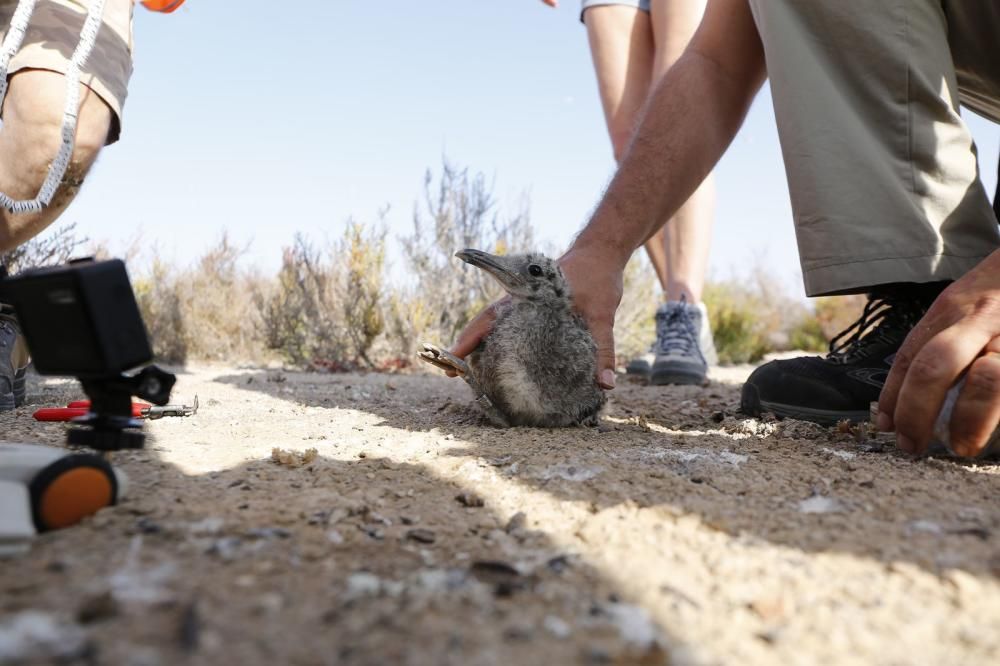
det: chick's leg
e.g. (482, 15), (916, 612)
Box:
(418, 343), (510, 427)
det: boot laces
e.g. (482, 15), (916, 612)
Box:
(655, 298), (701, 359)
(827, 295), (922, 363)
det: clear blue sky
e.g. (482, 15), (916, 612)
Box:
(62, 0), (1000, 297)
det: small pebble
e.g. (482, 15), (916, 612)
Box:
(135, 517), (163, 534)
(455, 492), (485, 508)
(543, 615), (571, 639)
(406, 529), (437, 544)
(504, 512), (527, 533)
(76, 591), (119, 624)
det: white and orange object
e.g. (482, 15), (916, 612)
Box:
(0, 443), (127, 557)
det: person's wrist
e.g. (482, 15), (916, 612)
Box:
(568, 227), (632, 272)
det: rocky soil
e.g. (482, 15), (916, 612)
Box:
(1, 362), (999, 665)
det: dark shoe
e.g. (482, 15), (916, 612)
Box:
(625, 349), (654, 378)
(740, 288), (939, 425)
(0, 313), (28, 411)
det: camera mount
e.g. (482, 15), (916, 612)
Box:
(69, 365), (176, 452)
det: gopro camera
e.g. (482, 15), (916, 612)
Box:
(0, 257), (175, 451)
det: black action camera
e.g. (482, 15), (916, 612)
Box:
(0, 258), (175, 451)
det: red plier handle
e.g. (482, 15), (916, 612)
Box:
(33, 401), (150, 422)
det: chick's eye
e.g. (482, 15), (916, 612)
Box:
(528, 264), (543, 277)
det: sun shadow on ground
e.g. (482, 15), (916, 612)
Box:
(216, 369), (1000, 581)
(0, 377), (678, 664)
(6, 367), (999, 664)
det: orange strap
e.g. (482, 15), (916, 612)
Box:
(140, 0), (186, 12)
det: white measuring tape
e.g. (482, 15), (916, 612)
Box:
(0, 0), (106, 214)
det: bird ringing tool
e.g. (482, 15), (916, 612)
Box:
(0, 0), (183, 214)
(33, 395), (199, 422)
(0, 258), (177, 557)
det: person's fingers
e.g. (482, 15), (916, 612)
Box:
(541, 0), (558, 6)
(892, 323), (992, 454)
(590, 315), (617, 389)
(449, 305), (497, 360)
(448, 299), (512, 375)
(877, 320), (937, 433)
(949, 340), (1000, 457)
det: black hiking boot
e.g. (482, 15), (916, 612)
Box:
(740, 284), (945, 425)
(0, 310), (28, 411)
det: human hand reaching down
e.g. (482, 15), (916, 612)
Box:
(878, 249), (1000, 458)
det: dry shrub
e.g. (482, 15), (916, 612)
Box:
(341, 221), (387, 367)
(0, 223), (89, 273)
(613, 254), (659, 362)
(392, 161), (534, 350)
(134, 235), (266, 363)
(260, 221), (388, 369)
(133, 258), (187, 363)
(780, 294), (868, 354)
(384, 289), (434, 362)
(787, 313), (828, 352)
(260, 234), (345, 367)
(183, 236), (265, 360)
(46, 161), (856, 372)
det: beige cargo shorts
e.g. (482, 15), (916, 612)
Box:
(0, 0), (134, 144)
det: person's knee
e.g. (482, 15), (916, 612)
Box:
(21, 109), (108, 192)
(0, 80), (110, 250)
(6, 75), (111, 197)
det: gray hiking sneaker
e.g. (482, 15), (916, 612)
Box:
(0, 312), (28, 411)
(649, 298), (716, 386)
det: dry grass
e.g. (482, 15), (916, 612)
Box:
(0, 222), (90, 274)
(612, 254), (659, 363)
(257, 221), (389, 370)
(133, 235), (267, 364)
(392, 161), (535, 351)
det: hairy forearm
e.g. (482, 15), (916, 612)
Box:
(574, 50), (764, 264)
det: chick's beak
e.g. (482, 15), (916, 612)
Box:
(455, 249), (524, 292)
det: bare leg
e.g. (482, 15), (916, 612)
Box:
(583, 8), (667, 288)
(585, 2), (713, 304)
(648, 0), (713, 303)
(0, 70), (113, 251)
(584, 7), (655, 166)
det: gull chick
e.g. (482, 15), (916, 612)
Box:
(420, 249), (606, 427)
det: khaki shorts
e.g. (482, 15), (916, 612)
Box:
(0, 0), (134, 144)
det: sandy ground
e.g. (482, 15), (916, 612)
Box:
(1, 361), (999, 665)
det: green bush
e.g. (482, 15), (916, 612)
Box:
(702, 281), (773, 364)
(701, 266), (823, 364)
(787, 314), (828, 353)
